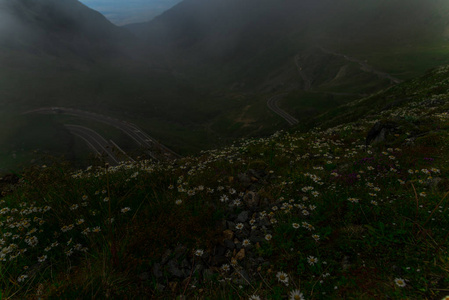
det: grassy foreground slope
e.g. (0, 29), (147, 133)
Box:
(1, 66), (449, 299)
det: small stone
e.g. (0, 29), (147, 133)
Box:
(223, 229), (234, 240)
(161, 249), (172, 265)
(168, 281), (178, 291)
(174, 245), (187, 259)
(226, 221), (236, 230)
(167, 259), (184, 278)
(235, 248), (245, 260)
(249, 169), (266, 179)
(180, 259), (190, 269)
(221, 219), (227, 228)
(235, 230), (249, 240)
(138, 272), (149, 281)
(249, 232), (264, 243)
(237, 269), (252, 285)
(427, 177), (444, 191)
(215, 245), (226, 256)
(194, 263), (204, 274)
(224, 239), (235, 249)
(201, 251), (210, 260)
(244, 191), (259, 207)
(238, 173), (251, 187)
(259, 219), (270, 227)
(236, 211), (249, 223)
(156, 284), (165, 292)
(235, 242), (242, 250)
(211, 255), (227, 266)
(365, 121), (397, 146)
(152, 263), (163, 278)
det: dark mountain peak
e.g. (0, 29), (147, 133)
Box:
(0, 0), (136, 61)
(7, 0), (124, 36)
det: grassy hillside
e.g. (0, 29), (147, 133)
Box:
(0, 65), (448, 299)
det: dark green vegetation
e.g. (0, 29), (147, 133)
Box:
(1, 64), (449, 299)
(2, 0), (449, 171)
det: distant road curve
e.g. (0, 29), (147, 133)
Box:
(318, 47), (403, 84)
(65, 124), (122, 166)
(267, 94), (299, 126)
(24, 107), (180, 161)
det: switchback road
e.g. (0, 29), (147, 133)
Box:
(65, 124), (122, 166)
(24, 107), (180, 161)
(267, 94), (299, 126)
(318, 47), (403, 84)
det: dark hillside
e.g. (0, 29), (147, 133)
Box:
(128, 0), (449, 88)
(0, 0), (139, 61)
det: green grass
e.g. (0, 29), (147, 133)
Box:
(0, 113), (92, 171)
(339, 41), (449, 80)
(279, 91), (360, 120)
(310, 64), (449, 130)
(1, 65), (449, 299)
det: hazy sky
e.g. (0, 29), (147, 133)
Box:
(78, 0), (182, 25)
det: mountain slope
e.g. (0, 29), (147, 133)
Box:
(134, 0), (449, 54)
(0, 0), (137, 61)
(128, 0), (449, 90)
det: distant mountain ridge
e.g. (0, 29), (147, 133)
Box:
(81, 0), (182, 26)
(128, 0), (449, 49)
(0, 0), (137, 61)
(126, 0), (449, 88)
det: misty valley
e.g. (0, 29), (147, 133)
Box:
(1, 0), (448, 171)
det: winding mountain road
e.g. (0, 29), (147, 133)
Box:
(268, 47), (402, 126)
(318, 47), (403, 84)
(267, 94), (299, 126)
(24, 107), (180, 161)
(65, 124), (122, 166)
